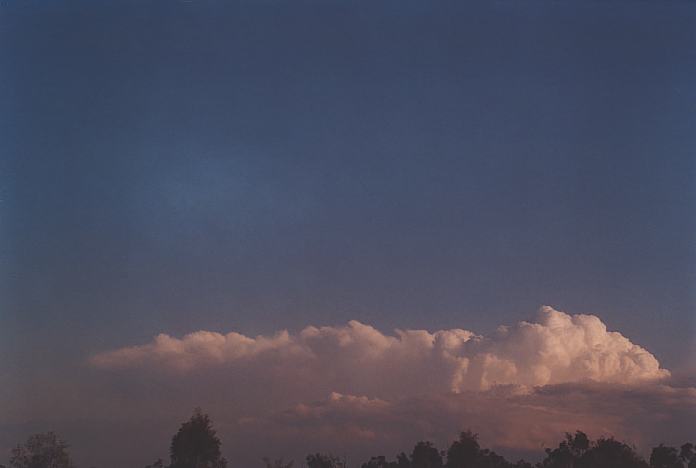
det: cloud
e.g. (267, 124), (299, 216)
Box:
(91, 306), (669, 396)
(4, 306), (687, 468)
(229, 383), (696, 465)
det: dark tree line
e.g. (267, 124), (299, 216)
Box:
(3, 413), (695, 468)
(359, 431), (530, 468)
(356, 431), (696, 468)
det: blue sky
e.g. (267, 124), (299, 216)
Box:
(1, 1), (695, 464)
(4, 0), (694, 364)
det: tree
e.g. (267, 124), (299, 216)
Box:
(411, 441), (443, 468)
(306, 453), (345, 468)
(511, 461), (532, 468)
(170, 409), (227, 468)
(445, 431), (512, 468)
(650, 444), (682, 468)
(680, 443), (696, 468)
(396, 453), (411, 468)
(446, 431), (482, 468)
(9, 432), (74, 468)
(144, 459), (166, 468)
(362, 456), (394, 468)
(262, 457), (294, 468)
(539, 431), (591, 468)
(540, 432), (647, 468)
(361, 452), (410, 468)
(580, 437), (647, 468)
(680, 444), (695, 465)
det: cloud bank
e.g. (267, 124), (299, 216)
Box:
(81, 306), (693, 468)
(91, 306), (668, 393)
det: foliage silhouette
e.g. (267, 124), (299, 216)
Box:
(580, 437), (648, 468)
(8, 432), (74, 468)
(360, 431), (535, 468)
(169, 409), (227, 468)
(262, 457), (294, 468)
(356, 430), (696, 468)
(650, 444), (685, 468)
(5, 424), (696, 468)
(680, 444), (696, 467)
(306, 453), (345, 468)
(681, 443), (696, 468)
(410, 441), (443, 468)
(538, 431), (591, 468)
(144, 459), (166, 468)
(539, 432), (649, 468)
(446, 431), (482, 468)
(361, 455), (394, 468)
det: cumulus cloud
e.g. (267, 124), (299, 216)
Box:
(7, 306), (687, 468)
(91, 306), (669, 395)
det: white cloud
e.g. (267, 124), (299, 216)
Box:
(5, 306), (689, 468)
(91, 306), (669, 396)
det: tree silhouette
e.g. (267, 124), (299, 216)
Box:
(650, 444), (683, 468)
(580, 437), (647, 468)
(410, 441), (443, 468)
(9, 432), (74, 468)
(361, 456), (394, 468)
(357, 431), (696, 468)
(539, 432), (647, 468)
(538, 431), (591, 468)
(511, 461), (532, 468)
(680, 443), (696, 468)
(680, 444), (695, 464)
(445, 431), (512, 468)
(11, 423), (696, 468)
(262, 457), (294, 468)
(396, 453), (411, 468)
(446, 431), (481, 468)
(306, 453), (345, 468)
(170, 409), (227, 468)
(361, 451), (411, 468)
(362, 433), (522, 468)
(144, 459), (165, 468)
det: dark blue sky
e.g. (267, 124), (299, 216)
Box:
(2, 0), (695, 380)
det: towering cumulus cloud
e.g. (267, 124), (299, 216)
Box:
(85, 306), (692, 466)
(91, 306), (668, 393)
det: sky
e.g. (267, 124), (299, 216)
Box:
(1, 1), (695, 467)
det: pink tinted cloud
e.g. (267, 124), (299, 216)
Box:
(84, 306), (692, 467)
(91, 306), (669, 394)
